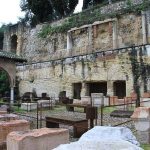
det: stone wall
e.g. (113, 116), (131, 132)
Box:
(17, 53), (134, 98)
(2, 0), (150, 99)
(27, 14), (144, 61)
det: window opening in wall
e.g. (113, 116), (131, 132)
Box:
(113, 80), (126, 99)
(87, 82), (107, 96)
(11, 34), (17, 53)
(0, 31), (4, 50)
(73, 83), (82, 99)
(53, 38), (58, 52)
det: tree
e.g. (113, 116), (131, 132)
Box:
(21, 0), (53, 24)
(83, 0), (107, 10)
(50, 0), (78, 19)
(0, 25), (6, 50)
(20, 0), (78, 25)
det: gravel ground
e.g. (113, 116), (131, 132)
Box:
(14, 105), (136, 142)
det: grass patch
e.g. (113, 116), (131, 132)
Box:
(101, 106), (117, 114)
(141, 144), (150, 150)
(49, 105), (66, 113)
(12, 106), (26, 113)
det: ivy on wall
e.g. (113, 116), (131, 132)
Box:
(129, 45), (150, 107)
(38, 0), (150, 38)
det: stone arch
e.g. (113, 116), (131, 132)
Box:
(0, 67), (11, 83)
(10, 34), (17, 53)
(0, 60), (16, 87)
(0, 59), (16, 103)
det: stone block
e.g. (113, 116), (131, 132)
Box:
(109, 96), (118, 105)
(81, 96), (91, 105)
(0, 111), (7, 115)
(0, 120), (30, 145)
(140, 98), (150, 107)
(91, 93), (104, 107)
(21, 103), (37, 111)
(131, 107), (150, 144)
(104, 97), (109, 106)
(38, 100), (53, 108)
(131, 107), (150, 131)
(0, 114), (19, 121)
(7, 128), (69, 150)
(73, 99), (81, 105)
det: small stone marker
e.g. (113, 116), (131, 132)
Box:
(7, 128), (69, 150)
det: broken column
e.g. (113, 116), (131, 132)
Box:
(7, 128), (69, 150)
(131, 107), (150, 144)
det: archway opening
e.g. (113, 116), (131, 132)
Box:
(0, 68), (10, 99)
(11, 34), (17, 53)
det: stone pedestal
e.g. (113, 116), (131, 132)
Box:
(7, 128), (69, 150)
(131, 107), (150, 144)
(91, 93), (104, 107)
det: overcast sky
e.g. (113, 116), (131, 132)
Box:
(0, 0), (83, 27)
(0, 0), (25, 26)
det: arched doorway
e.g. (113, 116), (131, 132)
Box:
(0, 59), (16, 103)
(0, 68), (10, 99)
(0, 51), (26, 103)
(11, 34), (17, 53)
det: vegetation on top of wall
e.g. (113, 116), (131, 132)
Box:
(38, 0), (150, 38)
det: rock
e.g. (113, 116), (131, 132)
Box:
(79, 126), (140, 146)
(54, 140), (143, 150)
(54, 126), (142, 150)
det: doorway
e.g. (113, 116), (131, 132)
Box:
(87, 82), (107, 96)
(73, 83), (82, 99)
(113, 81), (126, 98)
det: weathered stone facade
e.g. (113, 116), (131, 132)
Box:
(3, 1), (150, 100)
